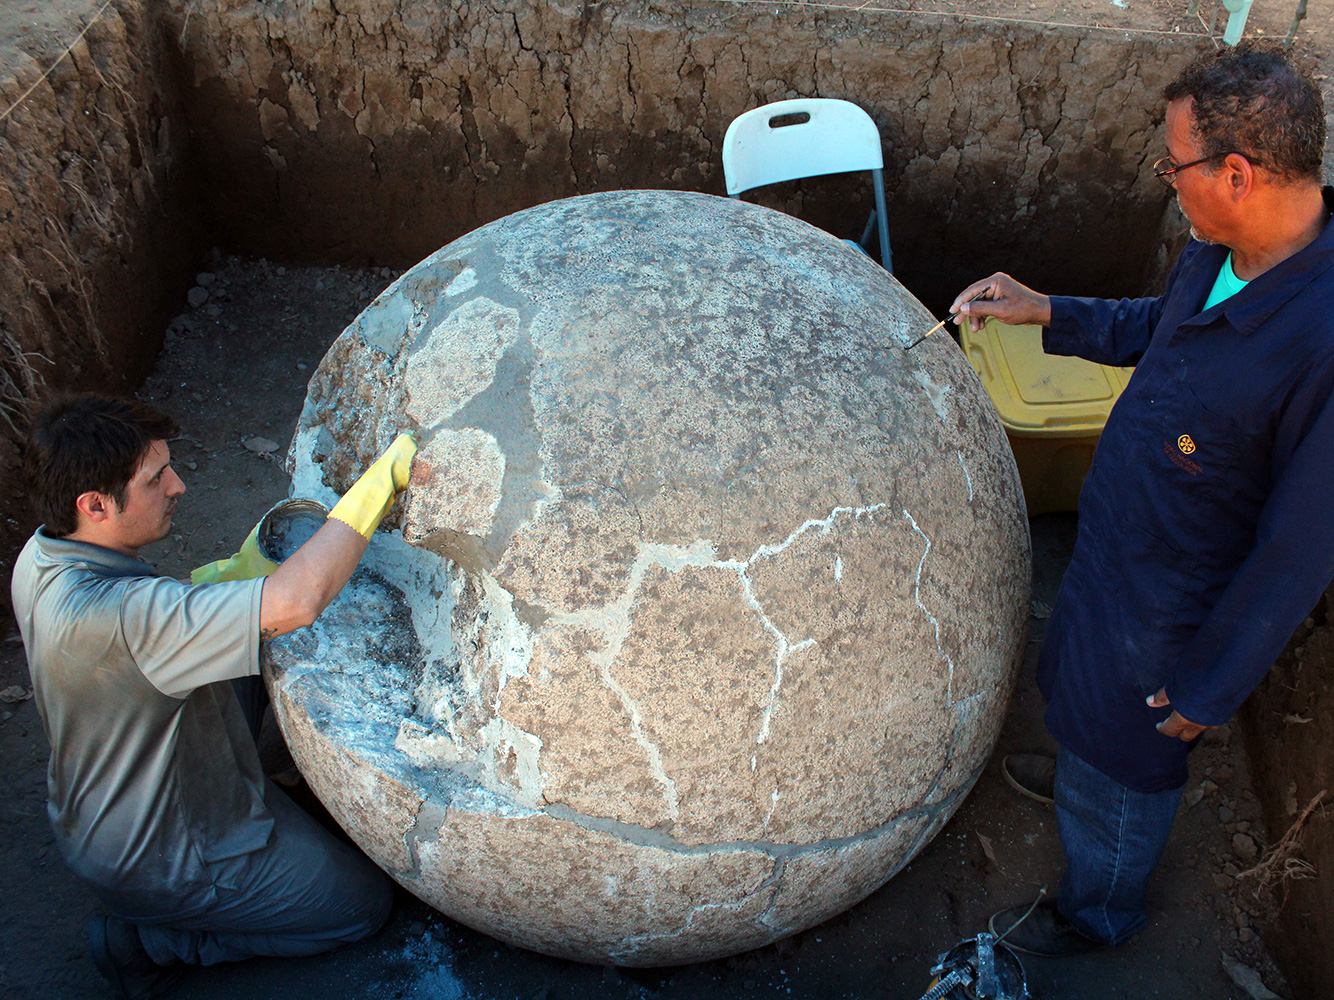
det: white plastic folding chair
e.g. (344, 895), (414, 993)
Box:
(722, 98), (893, 272)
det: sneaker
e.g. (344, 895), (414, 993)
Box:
(1002, 753), (1056, 805)
(88, 915), (183, 1000)
(989, 899), (1102, 958)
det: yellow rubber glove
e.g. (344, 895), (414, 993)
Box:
(327, 432), (418, 539)
(191, 521), (279, 584)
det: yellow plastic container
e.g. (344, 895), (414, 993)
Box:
(960, 318), (1133, 515)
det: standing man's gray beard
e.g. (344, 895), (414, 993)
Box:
(1177, 194), (1218, 245)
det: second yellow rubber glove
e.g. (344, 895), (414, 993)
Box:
(327, 432), (418, 539)
(191, 521), (279, 584)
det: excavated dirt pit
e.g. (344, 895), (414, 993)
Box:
(3, 1), (1334, 998)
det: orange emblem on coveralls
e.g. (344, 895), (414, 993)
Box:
(1177, 434), (1196, 455)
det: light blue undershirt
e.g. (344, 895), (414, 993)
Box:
(1204, 251), (1250, 310)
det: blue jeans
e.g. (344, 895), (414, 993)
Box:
(1054, 746), (1183, 946)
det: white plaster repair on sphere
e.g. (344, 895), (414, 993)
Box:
(416, 570), (537, 753)
(403, 296), (520, 425)
(355, 287), (423, 356)
(444, 266), (478, 297)
(912, 367), (955, 423)
(903, 508), (957, 704)
(476, 716), (545, 808)
(395, 718), (462, 767)
(958, 450), (974, 501)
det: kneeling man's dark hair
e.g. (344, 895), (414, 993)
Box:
(1164, 42), (1325, 183)
(28, 393), (180, 536)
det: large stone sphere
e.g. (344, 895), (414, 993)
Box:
(267, 190), (1030, 966)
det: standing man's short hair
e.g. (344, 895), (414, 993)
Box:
(28, 393), (180, 537)
(1163, 42), (1326, 183)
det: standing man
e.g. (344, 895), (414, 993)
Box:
(949, 44), (1334, 956)
(11, 393), (417, 998)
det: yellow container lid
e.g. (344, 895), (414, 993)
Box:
(960, 318), (1133, 438)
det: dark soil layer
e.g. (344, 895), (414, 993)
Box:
(1241, 590), (1334, 1000)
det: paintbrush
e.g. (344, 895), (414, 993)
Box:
(903, 288), (990, 350)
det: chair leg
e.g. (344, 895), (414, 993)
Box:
(859, 210), (877, 252)
(858, 208), (892, 273)
(871, 170), (893, 273)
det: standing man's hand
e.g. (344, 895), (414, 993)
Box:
(1147, 688), (1214, 741)
(950, 272), (1053, 332)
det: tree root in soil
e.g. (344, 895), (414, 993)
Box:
(1238, 789), (1326, 906)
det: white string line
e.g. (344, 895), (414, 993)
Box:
(0, 0), (118, 126)
(675, 0), (1209, 39)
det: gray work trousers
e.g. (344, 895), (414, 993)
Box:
(127, 775), (394, 967)
(119, 678), (394, 966)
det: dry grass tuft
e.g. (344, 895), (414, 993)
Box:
(38, 219), (106, 359)
(0, 331), (50, 436)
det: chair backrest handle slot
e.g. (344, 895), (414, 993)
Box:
(721, 98), (895, 273)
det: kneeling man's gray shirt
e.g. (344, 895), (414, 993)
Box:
(11, 529), (272, 902)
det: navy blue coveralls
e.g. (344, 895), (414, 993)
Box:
(1038, 187), (1334, 796)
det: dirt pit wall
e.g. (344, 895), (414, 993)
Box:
(164, 0), (1196, 314)
(1241, 591), (1334, 1000)
(0, 0), (202, 610)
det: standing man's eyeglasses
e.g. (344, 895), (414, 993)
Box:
(1152, 153), (1235, 187)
